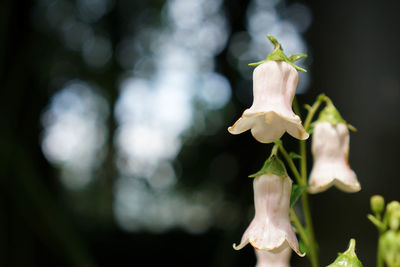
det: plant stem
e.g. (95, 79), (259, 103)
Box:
(377, 237), (384, 267)
(377, 216), (384, 267)
(290, 208), (308, 245)
(278, 144), (303, 185)
(302, 192), (319, 267)
(297, 95), (325, 267)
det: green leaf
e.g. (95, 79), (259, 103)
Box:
(290, 184), (308, 207)
(249, 155), (288, 178)
(289, 152), (302, 160)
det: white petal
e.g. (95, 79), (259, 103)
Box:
(228, 61), (308, 143)
(308, 122), (361, 194)
(233, 175), (305, 257)
(255, 247), (292, 267)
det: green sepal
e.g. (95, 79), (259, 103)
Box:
(249, 155), (288, 178)
(315, 98), (356, 131)
(289, 53), (307, 62)
(290, 184), (308, 208)
(248, 35), (307, 72)
(327, 239), (363, 267)
(316, 103), (346, 125)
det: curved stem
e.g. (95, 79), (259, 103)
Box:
(290, 208), (308, 245)
(303, 94), (325, 132)
(278, 144), (302, 185)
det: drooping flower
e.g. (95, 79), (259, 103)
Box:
(228, 61), (308, 143)
(254, 247), (292, 267)
(233, 156), (304, 257)
(308, 102), (360, 194)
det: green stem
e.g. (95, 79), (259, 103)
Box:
(290, 208), (308, 245)
(302, 192), (319, 267)
(303, 94), (325, 132)
(298, 95), (325, 267)
(377, 216), (384, 267)
(278, 144), (303, 185)
(377, 237), (384, 267)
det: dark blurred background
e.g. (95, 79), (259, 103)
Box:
(1, 0), (400, 266)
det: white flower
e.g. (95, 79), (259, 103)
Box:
(255, 247), (292, 267)
(233, 174), (304, 257)
(308, 122), (361, 193)
(228, 61), (308, 143)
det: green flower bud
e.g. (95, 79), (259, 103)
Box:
(371, 195), (385, 215)
(380, 230), (400, 267)
(327, 239), (363, 267)
(387, 201), (400, 231)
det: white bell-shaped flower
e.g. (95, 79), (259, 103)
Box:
(255, 247), (292, 267)
(308, 122), (360, 193)
(228, 61), (308, 143)
(233, 174), (304, 257)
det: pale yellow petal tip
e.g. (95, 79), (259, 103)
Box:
(301, 132), (310, 140)
(227, 126), (237, 134)
(298, 251), (306, 257)
(232, 243), (241, 250)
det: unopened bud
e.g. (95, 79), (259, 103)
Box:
(327, 239), (363, 267)
(380, 230), (400, 267)
(370, 195), (385, 215)
(387, 201), (400, 231)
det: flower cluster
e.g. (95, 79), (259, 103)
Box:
(228, 35), (361, 266)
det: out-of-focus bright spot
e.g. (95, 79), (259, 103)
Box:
(114, 177), (215, 233)
(149, 162), (176, 190)
(157, 44), (197, 71)
(255, 0), (280, 8)
(61, 17), (93, 51)
(114, 0), (232, 233)
(167, 0), (204, 29)
(115, 125), (181, 177)
(228, 31), (251, 59)
(41, 80), (108, 189)
(181, 204), (212, 234)
(115, 78), (151, 125)
(166, 0), (228, 56)
(167, 0), (223, 30)
(153, 72), (193, 133)
(76, 0), (113, 23)
(82, 35), (112, 68)
(198, 72), (231, 110)
(285, 3), (312, 33)
(247, 8), (278, 42)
